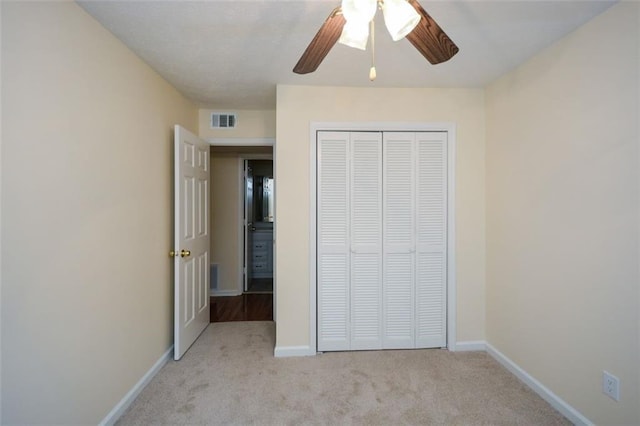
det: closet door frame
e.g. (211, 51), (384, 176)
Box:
(310, 122), (457, 354)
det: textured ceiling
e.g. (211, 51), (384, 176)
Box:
(79, 0), (617, 109)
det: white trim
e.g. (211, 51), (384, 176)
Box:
(454, 340), (486, 352)
(310, 122), (456, 132)
(272, 148), (277, 322)
(308, 124), (317, 355)
(486, 343), (593, 426)
(210, 289), (242, 297)
(238, 158), (245, 294)
(309, 122), (457, 354)
(274, 345), (316, 357)
(99, 346), (173, 426)
(207, 137), (275, 147)
(446, 127), (457, 351)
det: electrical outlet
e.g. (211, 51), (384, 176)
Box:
(603, 371), (620, 401)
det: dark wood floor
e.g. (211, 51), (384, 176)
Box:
(210, 294), (273, 322)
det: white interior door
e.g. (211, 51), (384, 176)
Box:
(317, 132), (351, 351)
(383, 132), (416, 349)
(174, 125), (210, 361)
(350, 132), (382, 350)
(414, 132), (447, 348)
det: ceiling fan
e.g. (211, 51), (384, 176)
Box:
(293, 0), (459, 77)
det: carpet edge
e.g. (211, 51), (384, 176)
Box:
(486, 342), (593, 426)
(98, 345), (174, 426)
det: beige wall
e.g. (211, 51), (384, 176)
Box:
(199, 109), (276, 139)
(210, 154), (241, 293)
(275, 85), (486, 348)
(485, 2), (639, 425)
(1, 2), (197, 423)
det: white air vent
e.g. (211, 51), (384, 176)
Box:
(210, 112), (237, 129)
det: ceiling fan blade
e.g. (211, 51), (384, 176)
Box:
(405, 0), (459, 65)
(293, 7), (346, 74)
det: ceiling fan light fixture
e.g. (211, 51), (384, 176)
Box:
(338, 0), (376, 50)
(382, 0), (421, 41)
(338, 19), (370, 50)
(340, 0), (377, 23)
(292, 0), (459, 75)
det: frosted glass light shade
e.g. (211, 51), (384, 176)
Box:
(341, 0), (377, 22)
(339, 0), (376, 49)
(382, 0), (420, 41)
(338, 20), (370, 50)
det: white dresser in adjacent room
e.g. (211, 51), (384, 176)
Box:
(251, 229), (273, 279)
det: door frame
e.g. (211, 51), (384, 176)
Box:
(237, 154), (274, 295)
(206, 137), (275, 298)
(309, 122), (457, 354)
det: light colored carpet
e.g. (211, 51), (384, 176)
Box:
(117, 322), (570, 425)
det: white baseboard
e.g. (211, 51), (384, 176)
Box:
(99, 346), (173, 426)
(485, 342), (592, 426)
(274, 345), (316, 357)
(210, 289), (241, 297)
(454, 340), (486, 351)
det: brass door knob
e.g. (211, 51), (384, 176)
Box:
(169, 250), (177, 257)
(180, 249), (191, 257)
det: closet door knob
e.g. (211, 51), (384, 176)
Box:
(180, 250), (191, 257)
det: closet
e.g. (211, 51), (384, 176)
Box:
(317, 131), (447, 352)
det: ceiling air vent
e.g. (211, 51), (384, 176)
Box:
(210, 112), (237, 129)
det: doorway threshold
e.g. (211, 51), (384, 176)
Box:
(210, 294), (273, 322)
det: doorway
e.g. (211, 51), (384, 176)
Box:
(208, 146), (274, 323)
(243, 159), (274, 294)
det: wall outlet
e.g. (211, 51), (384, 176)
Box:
(603, 371), (620, 401)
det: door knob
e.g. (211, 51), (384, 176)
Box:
(180, 250), (191, 257)
(169, 250), (177, 257)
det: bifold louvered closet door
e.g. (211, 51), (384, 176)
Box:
(317, 131), (447, 352)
